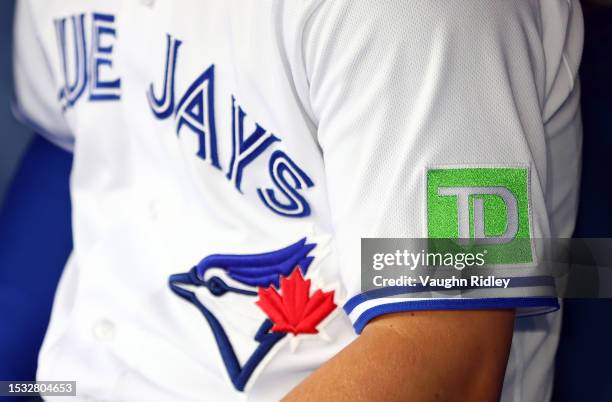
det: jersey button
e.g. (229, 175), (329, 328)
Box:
(93, 319), (116, 341)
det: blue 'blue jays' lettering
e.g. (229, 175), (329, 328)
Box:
(257, 151), (315, 218)
(89, 13), (121, 101)
(148, 35), (220, 168)
(148, 34), (315, 218)
(55, 14), (87, 109)
(55, 12), (121, 109)
(147, 34), (182, 119)
(227, 97), (280, 192)
(175, 65), (220, 168)
(168, 238), (316, 391)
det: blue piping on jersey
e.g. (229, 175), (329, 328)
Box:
(350, 297), (560, 334)
(343, 275), (556, 315)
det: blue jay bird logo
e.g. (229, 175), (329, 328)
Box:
(169, 238), (334, 391)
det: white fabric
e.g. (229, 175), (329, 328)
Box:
(12, 0), (73, 150)
(13, 0), (583, 401)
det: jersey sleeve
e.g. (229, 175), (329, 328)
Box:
(12, 0), (74, 151)
(303, 0), (582, 333)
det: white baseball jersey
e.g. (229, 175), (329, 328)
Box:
(13, 0), (583, 401)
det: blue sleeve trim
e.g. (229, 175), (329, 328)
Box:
(351, 297), (560, 334)
(344, 275), (556, 315)
(11, 99), (74, 152)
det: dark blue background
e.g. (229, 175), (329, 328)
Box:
(552, 3), (612, 402)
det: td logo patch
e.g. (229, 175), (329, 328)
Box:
(427, 167), (532, 264)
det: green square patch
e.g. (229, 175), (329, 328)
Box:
(427, 167), (532, 264)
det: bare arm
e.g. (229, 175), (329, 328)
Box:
(284, 310), (514, 402)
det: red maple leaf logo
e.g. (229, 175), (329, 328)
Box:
(255, 267), (336, 335)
